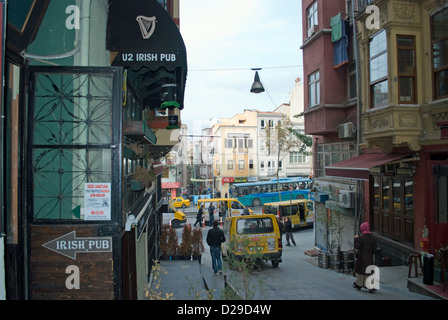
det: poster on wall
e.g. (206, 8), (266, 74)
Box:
(84, 183), (111, 221)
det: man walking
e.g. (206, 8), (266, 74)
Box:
(284, 217), (296, 246)
(206, 220), (226, 275)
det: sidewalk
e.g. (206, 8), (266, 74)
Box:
(153, 224), (446, 300)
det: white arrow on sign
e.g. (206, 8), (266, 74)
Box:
(42, 231), (112, 260)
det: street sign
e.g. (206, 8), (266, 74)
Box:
(42, 231), (112, 260)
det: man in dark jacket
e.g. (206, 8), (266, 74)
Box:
(206, 220), (226, 275)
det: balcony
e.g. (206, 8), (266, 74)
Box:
(361, 105), (422, 152)
(123, 120), (157, 145)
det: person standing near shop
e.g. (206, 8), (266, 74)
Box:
(353, 222), (377, 293)
(206, 220), (226, 275)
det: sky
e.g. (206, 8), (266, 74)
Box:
(179, 0), (303, 136)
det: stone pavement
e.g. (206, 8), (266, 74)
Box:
(153, 224), (446, 300)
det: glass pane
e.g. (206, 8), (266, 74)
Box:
(370, 30), (387, 57)
(393, 180), (401, 213)
(399, 77), (413, 102)
(433, 8), (448, 40)
(398, 49), (415, 73)
(382, 177), (389, 210)
(33, 148), (112, 220)
(373, 177), (380, 208)
(372, 80), (388, 107)
(436, 70), (448, 97)
(370, 53), (388, 82)
(433, 39), (448, 69)
(34, 73), (114, 146)
(405, 180), (414, 216)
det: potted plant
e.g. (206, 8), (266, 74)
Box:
(191, 228), (204, 263)
(167, 225), (180, 260)
(179, 224), (192, 260)
(132, 165), (156, 190)
(159, 224), (170, 260)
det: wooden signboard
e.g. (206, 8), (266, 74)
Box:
(30, 225), (115, 300)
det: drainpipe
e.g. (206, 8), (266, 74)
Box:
(79, 0), (91, 66)
(352, 0), (363, 232)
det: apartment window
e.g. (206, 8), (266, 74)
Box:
(315, 142), (355, 178)
(370, 30), (388, 108)
(308, 70), (320, 107)
(290, 152), (307, 163)
(397, 35), (416, 103)
(225, 138), (233, 148)
(432, 7), (448, 99)
(249, 159), (254, 169)
(307, 1), (318, 30)
(260, 120), (265, 128)
(238, 160), (245, 170)
(227, 160), (233, 169)
(260, 161), (265, 171)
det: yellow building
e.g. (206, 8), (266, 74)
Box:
(212, 110), (259, 196)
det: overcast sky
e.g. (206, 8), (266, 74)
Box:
(179, 0), (303, 136)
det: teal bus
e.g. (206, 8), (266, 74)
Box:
(230, 177), (313, 207)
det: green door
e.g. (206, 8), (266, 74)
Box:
(26, 66), (123, 299)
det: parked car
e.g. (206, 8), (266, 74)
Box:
(170, 197), (191, 208)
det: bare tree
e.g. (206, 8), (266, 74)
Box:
(264, 116), (312, 201)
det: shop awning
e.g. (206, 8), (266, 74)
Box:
(325, 153), (412, 180)
(106, 0), (187, 110)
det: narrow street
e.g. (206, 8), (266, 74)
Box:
(167, 206), (436, 300)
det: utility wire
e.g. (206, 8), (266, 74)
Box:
(189, 65), (301, 72)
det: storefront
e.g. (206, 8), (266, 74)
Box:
(3, 0), (187, 299)
(326, 149), (448, 265)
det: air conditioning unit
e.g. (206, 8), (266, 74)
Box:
(338, 122), (355, 139)
(339, 190), (355, 208)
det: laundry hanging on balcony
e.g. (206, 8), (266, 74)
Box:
(331, 13), (348, 69)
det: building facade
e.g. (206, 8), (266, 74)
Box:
(301, 0), (359, 253)
(303, 0), (448, 269)
(1, 0), (186, 300)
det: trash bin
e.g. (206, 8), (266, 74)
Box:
(423, 254), (434, 285)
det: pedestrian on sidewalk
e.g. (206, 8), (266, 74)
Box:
(206, 220), (226, 275)
(353, 221), (377, 293)
(194, 204), (204, 227)
(208, 203), (215, 227)
(276, 217), (284, 243)
(284, 217), (296, 246)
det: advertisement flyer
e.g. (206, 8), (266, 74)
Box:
(84, 183), (111, 221)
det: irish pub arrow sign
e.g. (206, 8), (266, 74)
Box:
(42, 231), (112, 260)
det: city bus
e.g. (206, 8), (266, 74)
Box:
(230, 177), (312, 207)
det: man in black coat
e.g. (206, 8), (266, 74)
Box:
(206, 220), (226, 275)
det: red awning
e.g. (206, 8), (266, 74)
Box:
(152, 161), (164, 176)
(325, 153), (411, 180)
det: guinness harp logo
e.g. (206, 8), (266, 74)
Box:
(136, 15), (157, 39)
